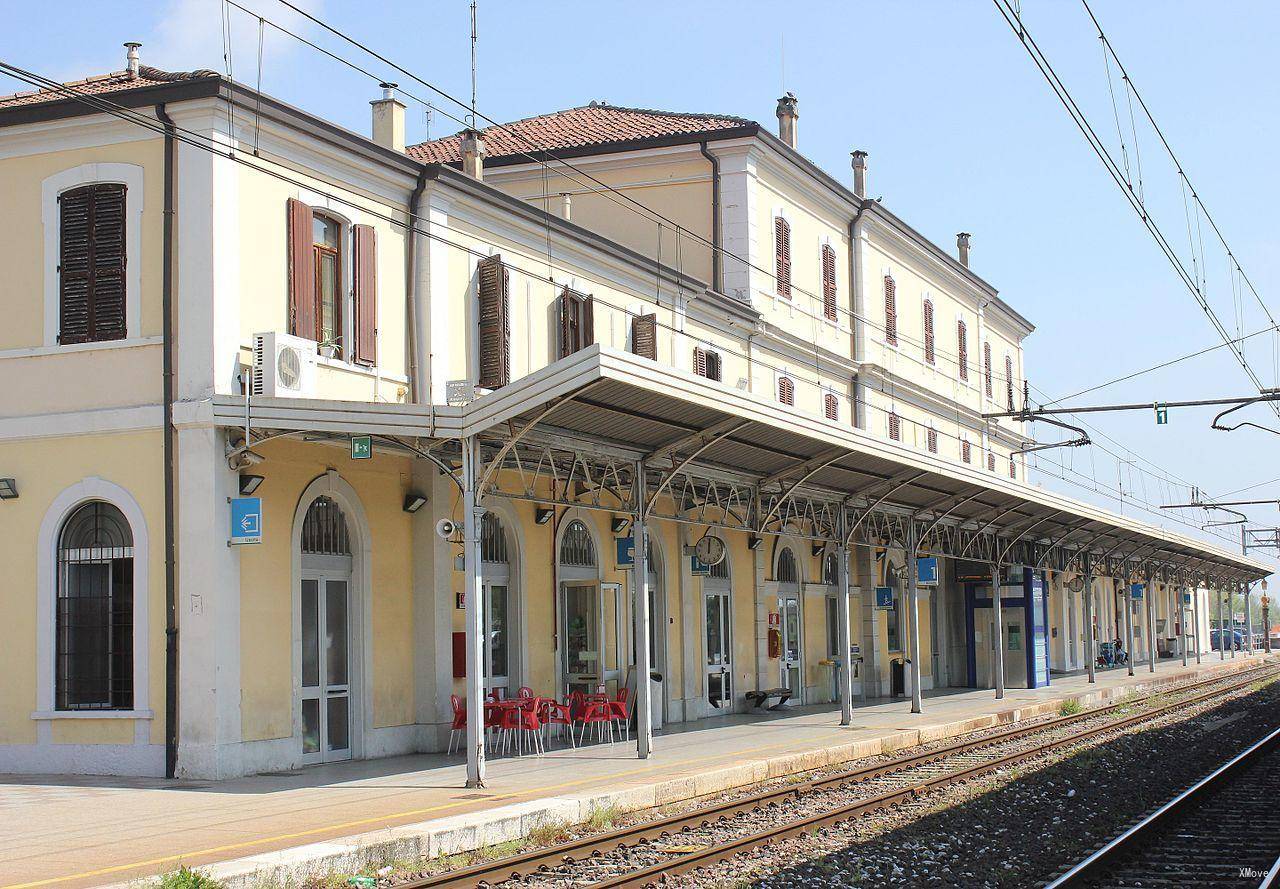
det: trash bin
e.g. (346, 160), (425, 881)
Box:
(648, 670), (663, 731)
(890, 657), (905, 698)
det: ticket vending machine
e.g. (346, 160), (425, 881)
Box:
(964, 565), (1051, 690)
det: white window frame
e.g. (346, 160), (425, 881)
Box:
(42, 163), (145, 348)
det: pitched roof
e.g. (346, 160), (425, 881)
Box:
(0, 65), (219, 109)
(406, 102), (753, 164)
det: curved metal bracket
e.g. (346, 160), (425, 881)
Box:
(1014, 414), (1091, 455)
(1211, 396), (1280, 436)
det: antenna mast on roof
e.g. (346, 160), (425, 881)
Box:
(468, 0), (478, 127)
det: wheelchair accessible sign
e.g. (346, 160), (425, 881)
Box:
(230, 497), (263, 545)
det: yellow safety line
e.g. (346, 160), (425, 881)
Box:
(3, 735), (822, 888)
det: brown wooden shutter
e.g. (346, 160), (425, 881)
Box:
(352, 224), (377, 366)
(477, 255), (510, 388)
(631, 312), (657, 360)
(582, 295), (594, 349)
(558, 288), (573, 359)
(59, 184), (126, 344)
(824, 393), (838, 421)
(962, 440), (971, 463)
(927, 428), (938, 453)
(984, 341), (993, 397)
(923, 299), (935, 365)
(778, 376), (794, 406)
(888, 411), (900, 441)
(821, 244), (837, 320)
(1005, 355), (1015, 410)
(774, 216), (791, 298)
(693, 346), (707, 377)
(287, 198), (316, 340)
(884, 275), (897, 345)
(706, 350), (722, 381)
(957, 319), (969, 381)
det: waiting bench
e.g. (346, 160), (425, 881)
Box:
(745, 687), (792, 711)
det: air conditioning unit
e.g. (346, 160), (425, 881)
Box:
(252, 331), (317, 398)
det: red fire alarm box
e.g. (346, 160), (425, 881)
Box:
(452, 631), (466, 678)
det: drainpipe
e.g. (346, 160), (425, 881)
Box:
(406, 167), (430, 404)
(698, 142), (722, 294)
(154, 102), (179, 779)
(847, 194), (869, 428)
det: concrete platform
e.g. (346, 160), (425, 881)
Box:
(3, 654), (1273, 889)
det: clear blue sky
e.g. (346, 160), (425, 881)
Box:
(10, 1), (1279, 564)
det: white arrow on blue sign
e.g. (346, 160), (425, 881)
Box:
(230, 497), (262, 545)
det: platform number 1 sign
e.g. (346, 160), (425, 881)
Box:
(1154, 404), (1168, 425)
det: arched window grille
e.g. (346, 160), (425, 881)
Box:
(709, 540), (730, 579)
(824, 551), (840, 585)
(777, 547), (798, 584)
(481, 512), (508, 563)
(301, 496), (351, 555)
(559, 519), (597, 567)
(57, 501), (134, 710)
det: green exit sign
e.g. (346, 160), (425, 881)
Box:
(350, 435), (372, 460)
(1154, 404), (1168, 425)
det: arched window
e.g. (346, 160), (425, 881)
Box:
(821, 244), (837, 320)
(824, 392), (839, 421)
(927, 428), (938, 454)
(957, 319), (969, 381)
(961, 439), (972, 464)
(983, 341), (993, 398)
(923, 299), (935, 365)
(774, 216), (791, 298)
(559, 519), (596, 567)
(987, 452), (996, 472)
(694, 346), (722, 382)
(776, 547), (798, 583)
(57, 501), (134, 710)
(709, 545), (731, 579)
(884, 275), (897, 345)
(301, 496), (351, 555)
(777, 375), (795, 406)
(823, 551), (840, 585)
(481, 512), (508, 563)
(1009, 457), (1018, 480)
(888, 411), (901, 441)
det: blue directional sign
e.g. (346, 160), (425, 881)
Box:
(1130, 583), (1145, 600)
(690, 554), (710, 576)
(1183, 591), (1193, 605)
(230, 497), (262, 545)
(917, 557), (938, 586)
(616, 535), (635, 568)
(875, 586), (895, 609)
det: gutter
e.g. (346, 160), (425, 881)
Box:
(848, 198), (869, 430)
(406, 168), (430, 404)
(698, 141), (722, 293)
(154, 102), (179, 780)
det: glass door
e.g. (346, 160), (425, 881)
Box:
(484, 583), (510, 695)
(705, 590), (732, 708)
(300, 575), (351, 764)
(562, 583), (600, 694)
(778, 594), (802, 700)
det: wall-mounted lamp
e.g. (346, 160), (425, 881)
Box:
(611, 516), (630, 534)
(535, 507), (554, 525)
(747, 535), (763, 551)
(403, 492), (428, 513)
(238, 474), (265, 496)
(0, 478), (17, 500)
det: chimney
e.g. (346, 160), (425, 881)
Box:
(124, 42), (142, 80)
(775, 92), (798, 149)
(851, 150), (869, 199)
(460, 129), (486, 180)
(957, 232), (972, 268)
(370, 82), (406, 153)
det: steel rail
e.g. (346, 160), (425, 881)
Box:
(403, 663), (1276, 889)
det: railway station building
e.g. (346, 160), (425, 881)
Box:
(0, 51), (1267, 782)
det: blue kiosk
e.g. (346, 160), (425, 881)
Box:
(961, 562), (1051, 689)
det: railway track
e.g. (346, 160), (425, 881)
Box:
(401, 663), (1278, 889)
(1047, 721), (1280, 889)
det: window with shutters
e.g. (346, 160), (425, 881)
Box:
(824, 393), (838, 421)
(1005, 354), (1016, 411)
(693, 346), (722, 382)
(558, 288), (594, 358)
(961, 440), (972, 464)
(923, 299), (935, 365)
(927, 428), (938, 454)
(476, 254), (511, 389)
(987, 452), (996, 472)
(983, 341), (993, 398)
(774, 215), (791, 298)
(821, 244), (837, 321)
(313, 213), (342, 355)
(1009, 457), (1017, 480)
(888, 411), (901, 441)
(631, 313), (657, 360)
(58, 184), (127, 345)
(777, 375), (795, 406)
(883, 275), (897, 345)
(957, 319), (969, 382)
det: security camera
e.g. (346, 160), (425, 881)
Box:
(436, 518), (457, 540)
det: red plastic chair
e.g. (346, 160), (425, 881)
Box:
(500, 697), (545, 756)
(578, 697), (615, 746)
(608, 687), (630, 742)
(538, 698), (575, 748)
(517, 686), (534, 700)
(447, 694), (467, 755)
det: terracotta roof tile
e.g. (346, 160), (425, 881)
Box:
(0, 65), (220, 110)
(406, 102), (753, 164)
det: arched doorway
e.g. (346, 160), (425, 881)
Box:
(703, 538), (732, 709)
(558, 518), (600, 694)
(299, 495), (353, 764)
(775, 545), (803, 701)
(481, 512), (518, 695)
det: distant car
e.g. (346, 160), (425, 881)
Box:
(1210, 629), (1244, 651)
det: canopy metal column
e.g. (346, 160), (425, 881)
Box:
(991, 562), (1005, 700)
(1219, 587), (1227, 661)
(1193, 583), (1202, 664)
(906, 523), (922, 714)
(836, 539), (854, 725)
(633, 461), (654, 759)
(1144, 569), (1156, 673)
(1244, 581), (1255, 656)
(462, 437), (487, 787)
(1082, 560), (1096, 684)
(1179, 585), (1188, 668)
(1123, 578), (1136, 677)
